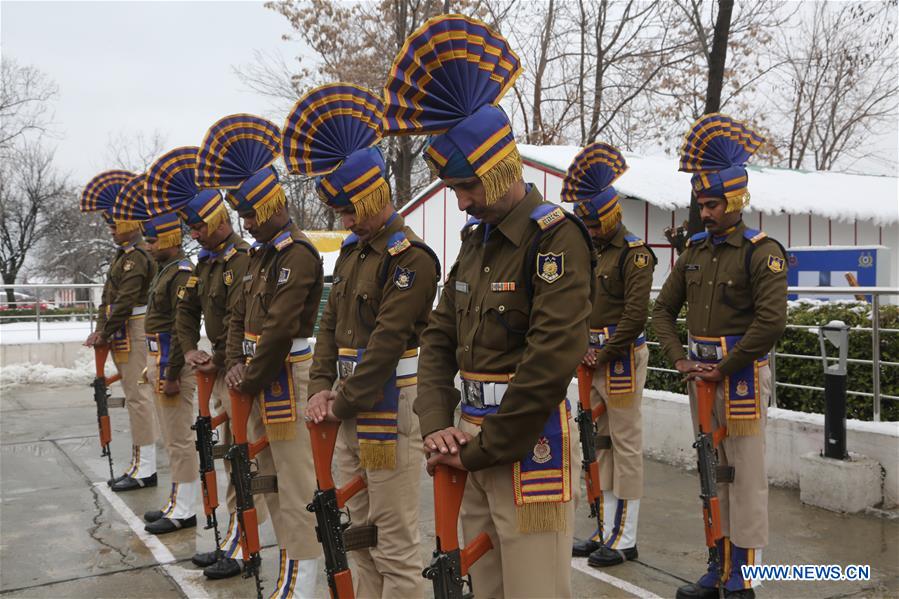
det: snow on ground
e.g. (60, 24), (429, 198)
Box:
(0, 320), (94, 344)
(0, 351), (94, 386)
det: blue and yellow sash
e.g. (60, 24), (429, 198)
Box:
(244, 332), (312, 441)
(106, 305), (137, 362)
(590, 325), (646, 406)
(337, 348), (418, 470)
(689, 335), (768, 436)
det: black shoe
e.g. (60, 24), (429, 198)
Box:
(144, 515), (197, 535)
(588, 545), (638, 567)
(107, 473), (128, 487)
(192, 550), (222, 568)
(203, 557), (242, 580)
(110, 472), (157, 492)
(725, 590), (755, 598)
(144, 510), (164, 523)
(572, 537), (602, 557)
(676, 582), (720, 599)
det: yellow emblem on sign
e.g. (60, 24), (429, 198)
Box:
(223, 270), (233, 286)
(123, 260), (134, 272)
(767, 255), (785, 273)
(736, 380), (749, 397)
(634, 253), (649, 269)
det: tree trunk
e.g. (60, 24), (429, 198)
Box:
(2, 271), (17, 305)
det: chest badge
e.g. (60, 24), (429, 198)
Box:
(277, 267), (291, 285)
(223, 270), (234, 286)
(394, 266), (415, 290)
(537, 252), (564, 284)
(532, 436), (552, 464)
(491, 282), (516, 292)
(123, 260), (134, 272)
(634, 253), (649, 269)
(767, 255), (785, 273)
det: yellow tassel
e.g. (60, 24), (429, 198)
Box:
(204, 203), (228, 235)
(115, 220), (141, 233)
(254, 187), (287, 225)
(727, 418), (760, 436)
(154, 229), (182, 250)
(359, 442), (397, 470)
(350, 178), (391, 221)
(606, 393), (635, 409)
(265, 421), (296, 441)
(725, 190), (750, 213)
(516, 501), (567, 533)
(480, 145), (523, 205)
(600, 204), (622, 235)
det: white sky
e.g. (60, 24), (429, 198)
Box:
(2, 1), (304, 185)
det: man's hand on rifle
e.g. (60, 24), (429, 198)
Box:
(424, 426), (472, 457)
(225, 362), (246, 389)
(186, 349), (217, 373)
(163, 378), (180, 397)
(84, 332), (107, 347)
(675, 359), (723, 382)
(692, 365), (724, 382)
(425, 449), (466, 475)
(582, 348), (597, 368)
(305, 390), (338, 423)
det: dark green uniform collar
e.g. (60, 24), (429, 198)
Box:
(496, 185), (543, 248)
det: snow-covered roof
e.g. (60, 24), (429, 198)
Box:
(518, 144), (899, 225)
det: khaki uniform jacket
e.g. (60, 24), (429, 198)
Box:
(309, 213), (439, 419)
(416, 186), (593, 471)
(652, 220), (788, 375)
(591, 226), (654, 364)
(145, 253), (193, 380)
(97, 241), (155, 340)
(227, 222), (324, 396)
(175, 232), (251, 371)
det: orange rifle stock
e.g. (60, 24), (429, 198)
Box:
(423, 464), (493, 599)
(694, 379), (726, 597)
(92, 345), (121, 481)
(192, 370), (229, 550)
(307, 420), (366, 599)
(576, 365), (606, 539)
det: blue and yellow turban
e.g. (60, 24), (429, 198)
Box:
(146, 146), (228, 234)
(112, 173), (182, 249)
(561, 143), (628, 235)
(282, 83), (389, 220)
(382, 14), (523, 204)
(196, 114), (285, 224)
(678, 113), (765, 213)
(80, 169), (138, 230)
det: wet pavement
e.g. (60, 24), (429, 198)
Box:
(1, 384), (896, 598)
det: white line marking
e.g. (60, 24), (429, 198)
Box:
(571, 557), (665, 599)
(94, 482), (211, 599)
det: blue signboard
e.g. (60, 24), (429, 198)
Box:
(786, 246), (882, 300)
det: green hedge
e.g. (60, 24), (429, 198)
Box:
(645, 300), (899, 422)
(0, 306), (93, 323)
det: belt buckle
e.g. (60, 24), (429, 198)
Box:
(243, 340), (256, 357)
(589, 331), (605, 346)
(148, 339), (158, 353)
(696, 344), (718, 361)
(338, 358), (356, 380)
(462, 380), (486, 409)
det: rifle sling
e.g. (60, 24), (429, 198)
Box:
(250, 475), (278, 495)
(107, 397), (126, 408)
(211, 444), (231, 460)
(594, 434), (612, 450)
(343, 524), (378, 551)
(716, 465), (735, 483)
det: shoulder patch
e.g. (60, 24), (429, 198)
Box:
(767, 255), (785, 273)
(537, 252), (564, 283)
(273, 231), (294, 252)
(222, 244), (238, 262)
(686, 231), (709, 247)
(393, 265), (416, 290)
(123, 259), (134, 271)
(277, 267), (291, 285)
(530, 204), (566, 231)
(178, 259), (193, 272)
(623, 232), (645, 248)
(744, 228), (768, 244)
(634, 253), (650, 269)
(387, 231), (412, 256)
(342, 233), (359, 249)
(223, 270), (234, 286)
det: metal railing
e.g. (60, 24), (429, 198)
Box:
(0, 284), (104, 340)
(2, 283), (896, 420)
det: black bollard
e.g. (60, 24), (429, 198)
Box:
(823, 371), (848, 460)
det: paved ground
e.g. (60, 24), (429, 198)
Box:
(1, 383), (897, 598)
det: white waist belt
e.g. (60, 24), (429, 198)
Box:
(337, 349), (418, 381)
(460, 373), (513, 408)
(131, 305), (147, 316)
(291, 338), (310, 353)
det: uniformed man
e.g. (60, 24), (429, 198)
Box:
(142, 146), (268, 575)
(383, 15), (593, 598)
(282, 83), (440, 597)
(652, 114), (787, 599)
(81, 170), (160, 492)
(198, 114), (324, 598)
(111, 173), (201, 534)
(562, 143), (655, 567)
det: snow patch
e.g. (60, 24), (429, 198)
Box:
(0, 354), (94, 386)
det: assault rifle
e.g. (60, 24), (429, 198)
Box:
(92, 345), (123, 482)
(575, 365), (609, 541)
(191, 371), (229, 555)
(423, 465), (493, 599)
(306, 420), (377, 599)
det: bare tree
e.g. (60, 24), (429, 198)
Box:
(0, 58), (58, 154)
(0, 142), (69, 303)
(776, 1), (898, 172)
(104, 129), (169, 173)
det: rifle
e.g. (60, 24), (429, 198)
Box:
(423, 465), (493, 599)
(693, 379), (732, 599)
(575, 364), (608, 542)
(191, 370), (230, 557)
(306, 420), (376, 599)
(226, 389), (276, 599)
(92, 345), (123, 481)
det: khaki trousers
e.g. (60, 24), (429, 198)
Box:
(334, 385), (424, 599)
(594, 344), (647, 499)
(254, 359), (321, 560)
(688, 364), (770, 549)
(113, 316), (159, 448)
(458, 411), (581, 599)
(147, 355), (198, 483)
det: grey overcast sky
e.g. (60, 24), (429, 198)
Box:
(2, 1), (305, 185)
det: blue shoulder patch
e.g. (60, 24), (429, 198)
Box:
(530, 203), (566, 231)
(743, 228), (768, 244)
(686, 231), (709, 247)
(272, 231), (294, 252)
(387, 231), (411, 256)
(342, 232), (359, 248)
(198, 249), (211, 262)
(178, 259), (193, 272)
(623, 232), (645, 248)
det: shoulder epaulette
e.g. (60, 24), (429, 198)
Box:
(341, 232), (359, 249)
(386, 231), (412, 256)
(530, 203), (566, 231)
(178, 259), (193, 272)
(272, 230), (295, 252)
(123, 245), (136, 254)
(222, 244), (238, 262)
(198, 249), (211, 262)
(623, 232), (645, 248)
(686, 231), (709, 247)
(460, 217), (480, 241)
(744, 228), (768, 244)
